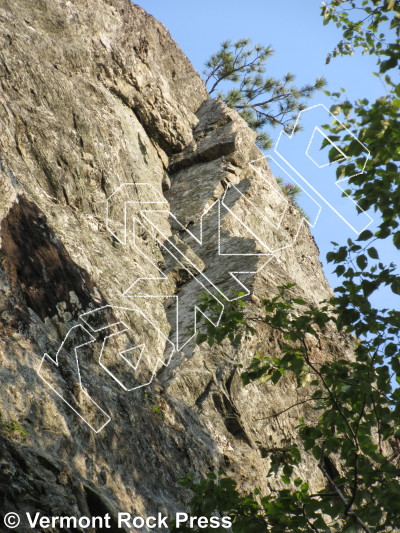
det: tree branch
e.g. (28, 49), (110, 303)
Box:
(255, 397), (323, 421)
(320, 462), (372, 533)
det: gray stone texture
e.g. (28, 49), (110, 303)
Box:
(0, 0), (354, 530)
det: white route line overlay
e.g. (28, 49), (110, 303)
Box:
(108, 173), (308, 352)
(274, 103), (373, 235)
(37, 305), (173, 433)
(37, 105), (371, 433)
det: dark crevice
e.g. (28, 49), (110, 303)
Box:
(0, 196), (105, 321)
(195, 377), (214, 409)
(84, 485), (125, 533)
(212, 392), (252, 446)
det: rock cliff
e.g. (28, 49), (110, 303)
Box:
(0, 0), (353, 531)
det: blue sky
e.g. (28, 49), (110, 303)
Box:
(134, 2), (397, 307)
(136, 1), (382, 102)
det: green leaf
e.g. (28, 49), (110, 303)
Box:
(357, 229), (373, 241)
(393, 231), (400, 249)
(356, 254), (368, 270)
(385, 343), (397, 357)
(367, 247), (379, 259)
(380, 56), (398, 73)
(335, 265), (346, 276)
(293, 298), (307, 305)
(391, 280), (400, 295)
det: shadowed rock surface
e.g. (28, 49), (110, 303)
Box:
(0, 1), (354, 531)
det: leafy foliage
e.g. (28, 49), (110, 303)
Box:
(177, 284), (400, 531)
(321, 1), (400, 246)
(176, 3), (400, 532)
(0, 413), (28, 441)
(321, 0), (400, 67)
(193, 291), (255, 348)
(275, 176), (309, 221)
(203, 38), (326, 150)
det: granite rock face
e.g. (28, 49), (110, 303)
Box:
(0, 0), (353, 530)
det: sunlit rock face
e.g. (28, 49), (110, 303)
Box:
(0, 0), (353, 524)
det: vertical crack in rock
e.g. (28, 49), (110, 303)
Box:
(0, 0), (356, 523)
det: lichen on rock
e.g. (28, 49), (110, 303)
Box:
(0, 0), (354, 526)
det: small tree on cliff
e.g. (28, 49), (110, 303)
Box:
(203, 38), (326, 150)
(174, 2), (400, 532)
